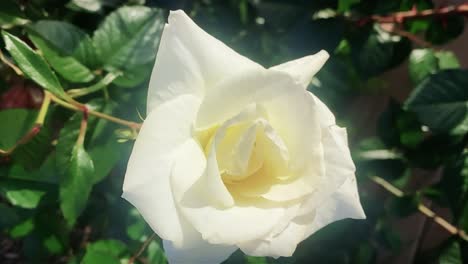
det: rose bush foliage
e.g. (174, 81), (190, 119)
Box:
(1, 0), (467, 264)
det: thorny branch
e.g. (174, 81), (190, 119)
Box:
(368, 3), (468, 24)
(371, 176), (468, 242)
(352, 3), (468, 49)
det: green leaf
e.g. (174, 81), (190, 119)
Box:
(246, 256), (268, 264)
(147, 240), (166, 264)
(0, 109), (36, 149)
(408, 49), (438, 84)
(1, 186), (45, 209)
(82, 240), (127, 264)
(110, 63), (152, 88)
(9, 152), (58, 184)
(377, 100), (424, 149)
(408, 49), (460, 84)
(350, 24), (411, 78)
(56, 114), (81, 176)
(126, 208), (150, 241)
(405, 69), (468, 135)
(92, 6), (164, 73)
(59, 144), (95, 226)
(0, 109), (37, 151)
(439, 241), (462, 264)
(12, 123), (53, 169)
(56, 99), (116, 179)
(2, 31), (66, 97)
(28, 20), (96, 64)
(28, 20), (98, 70)
(28, 34), (94, 83)
(44, 235), (64, 254)
(67, 0), (124, 13)
(89, 140), (121, 184)
(436, 152), (468, 216)
(81, 250), (120, 264)
(436, 51), (460, 70)
(87, 240), (127, 256)
(67, 0), (103, 13)
(10, 218), (34, 238)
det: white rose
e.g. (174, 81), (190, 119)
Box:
(122, 10), (365, 264)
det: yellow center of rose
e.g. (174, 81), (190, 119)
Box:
(196, 105), (293, 199)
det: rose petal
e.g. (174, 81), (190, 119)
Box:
(310, 92), (336, 128)
(196, 69), (300, 129)
(192, 104), (264, 208)
(303, 175), (366, 239)
(239, 125), (364, 257)
(263, 87), (324, 181)
(270, 50), (329, 88)
(161, 193), (238, 264)
(179, 194), (288, 245)
(238, 214), (308, 258)
(147, 10), (261, 113)
(298, 125), (356, 216)
(122, 95), (201, 246)
(245, 175), (365, 258)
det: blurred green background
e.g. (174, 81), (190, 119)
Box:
(0, 0), (467, 263)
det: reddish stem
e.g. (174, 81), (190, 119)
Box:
(368, 3), (468, 24)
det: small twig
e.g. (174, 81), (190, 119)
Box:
(128, 233), (157, 264)
(0, 49), (23, 76)
(49, 93), (142, 130)
(371, 176), (468, 242)
(368, 4), (468, 24)
(76, 107), (89, 146)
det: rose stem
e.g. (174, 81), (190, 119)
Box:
(370, 176), (468, 242)
(49, 93), (142, 130)
(368, 4), (468, 24)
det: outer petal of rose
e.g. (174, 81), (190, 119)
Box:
(298, 125), (356, 216)
(147, 10), (261, 113)
(309, 92), (336, 128)
(163, 239), (237, 264)
(196, 69), (300, 129)
(122, 95), (201, 246)
(238, 125), (364, 257)
(239, 176), (364, 258)
(179, 190), (288, 245)
(270, 50), (329, 88)
(238, 214), (309, 258)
